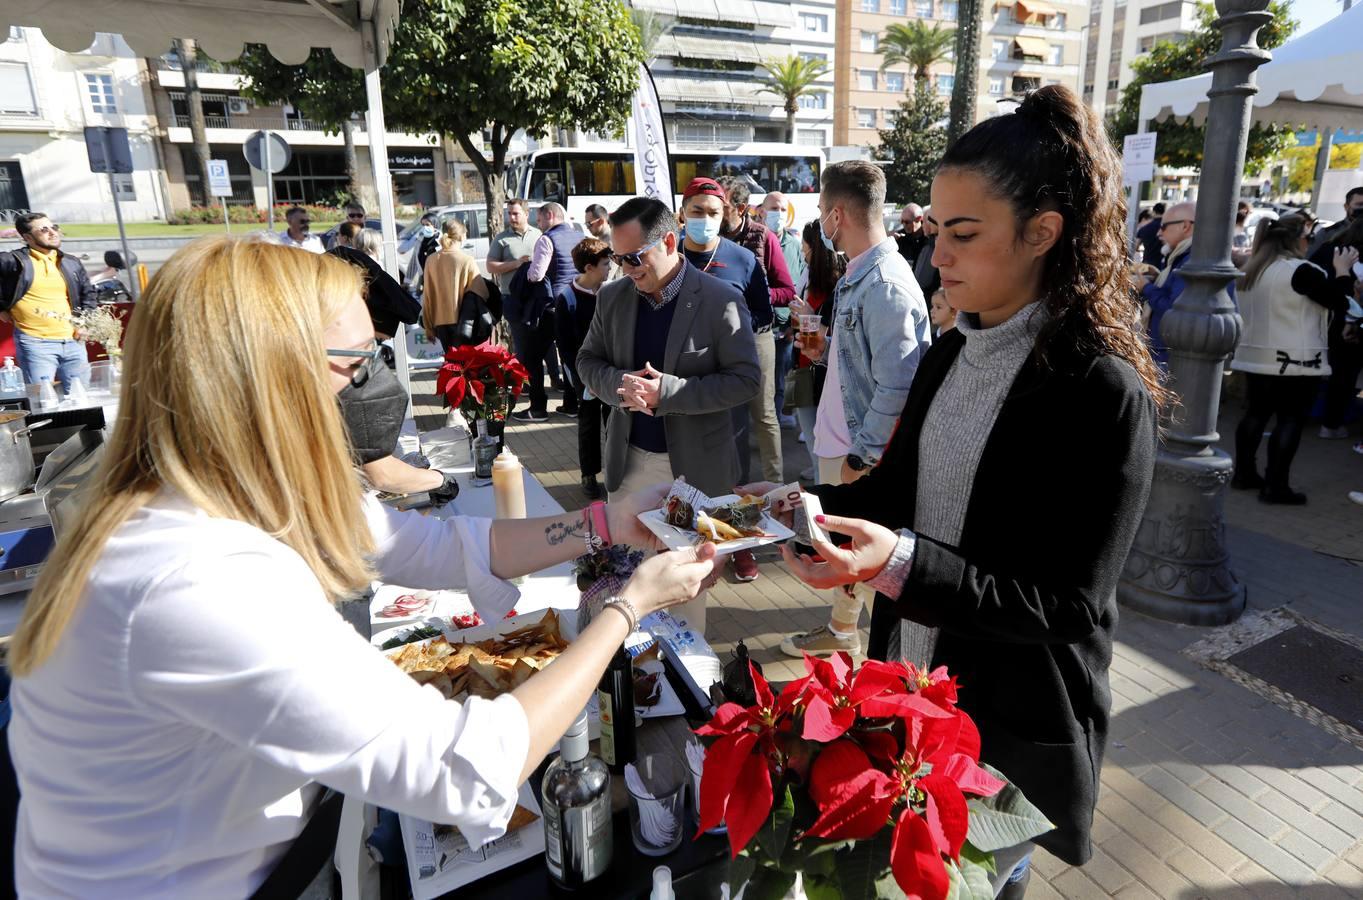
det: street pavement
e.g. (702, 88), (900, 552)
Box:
(413, 372), (1363, 898)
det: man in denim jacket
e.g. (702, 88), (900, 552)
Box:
(778, 161), (930, 658)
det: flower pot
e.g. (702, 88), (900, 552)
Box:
(576, 574), (627, 631)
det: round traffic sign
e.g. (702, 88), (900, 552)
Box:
(242, 130), (291, 174)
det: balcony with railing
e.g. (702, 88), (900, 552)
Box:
(171, 114), (327, 132)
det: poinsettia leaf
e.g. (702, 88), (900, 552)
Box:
(803, 695), (856, 743)
(860, 693), (954, 720)
(920, 773), (969, 860)
(468, 378), (485, 404)
(756, 783), (796, 863)
(725, 740), (775, 858)
(750, 661), (775, 710)
(959, 841), (996, 876)
(697, 732), (758, 836)
(803, 875), (844, 900)
(849, 660), (906, 705)
(745, 867), (798, 900)
(828, 651), (853, 685)
(696, 703), (755, 736)
(954, 713), (981, 762)
(802, 769), (897, 841)
(726, 852), (757, 898)
(965, 765), (1054, 853)
(857, 731), (901, 765)
(946, 858), (995, 900)
(809, 740), (873, 809)
(833, 835), (892, 900)
(940, 754), (1006, 798)
(889, 810), (950, 900)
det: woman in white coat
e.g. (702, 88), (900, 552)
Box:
(1232, 214), (1359, 504)
(6, 236), (717, 897)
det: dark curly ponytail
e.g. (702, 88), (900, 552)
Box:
(939, 85), (1169, 409)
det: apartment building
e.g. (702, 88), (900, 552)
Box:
(631, 0), (838, 148)
(0, 27), (167, 223)
(1081, 0), (1199, 118)
(833, 0), (1084, 148)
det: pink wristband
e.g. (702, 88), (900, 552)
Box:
(589, 501), (612, 548)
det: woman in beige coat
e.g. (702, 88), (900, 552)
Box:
(421, 218), (488, 351)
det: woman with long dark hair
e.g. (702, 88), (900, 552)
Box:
(1232, 214), (1357, 502)
(1309, 216), (1363, 440)
(751, 86), (1163, 897)
(786, 219), (846, 479)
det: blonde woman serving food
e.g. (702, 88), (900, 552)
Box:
(7, 237), (716, 897)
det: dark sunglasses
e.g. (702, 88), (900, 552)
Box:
(30, 223), (60, 235)
(347, 212), (366, 220)
(611, 235), (663, 268)
(1158, 219), (1192, 231)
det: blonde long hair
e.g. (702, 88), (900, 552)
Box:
(1241, 213), (1309, 291)
(9, 237), (376, 675)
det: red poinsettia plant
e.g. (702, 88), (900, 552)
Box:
(435, 342), (528, 422)
(696, 653), (1052, 900)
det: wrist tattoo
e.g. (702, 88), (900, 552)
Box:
(544, 516), (586, 546)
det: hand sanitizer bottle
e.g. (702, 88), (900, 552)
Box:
(0, 358), (21, 393)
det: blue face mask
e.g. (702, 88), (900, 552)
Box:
(685, 216), (721, 246)
(765, 209), (784, 232)
(818, 211), (839, 253)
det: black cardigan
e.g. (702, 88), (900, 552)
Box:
(813, 328), (1157, 866)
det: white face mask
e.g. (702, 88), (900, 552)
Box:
(764, 209), (784, 232)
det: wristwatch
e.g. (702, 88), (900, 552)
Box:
(846, 454), (870, 472)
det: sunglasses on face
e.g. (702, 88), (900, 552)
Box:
(326, 341), (381, 385)
(611, 235), (664, 268)
(1157, 219), (1192, 231)
(30, 224), (60, 235)
(347, 213), (365, 221)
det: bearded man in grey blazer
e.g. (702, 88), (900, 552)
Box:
(577, 197), (759, 625)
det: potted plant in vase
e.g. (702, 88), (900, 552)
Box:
(436, 342), (529, 456)
(572, 544), (646, 628)
(696, 653), (1054, 900)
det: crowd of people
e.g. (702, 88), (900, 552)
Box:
(5, 77), (1362, 898)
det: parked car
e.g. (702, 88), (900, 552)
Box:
(395, 202), (584, 280)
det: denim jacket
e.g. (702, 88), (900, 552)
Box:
(832, 239), (930, 463)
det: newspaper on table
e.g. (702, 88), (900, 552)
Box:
(399, 783), (545, 899)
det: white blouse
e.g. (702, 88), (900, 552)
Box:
(10, 493), (529, 898)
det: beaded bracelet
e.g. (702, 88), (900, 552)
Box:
(601, 595), (638, 633)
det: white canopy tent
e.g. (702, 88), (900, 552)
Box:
(1138, 3), (1363, 132)
(1129, 3), (1363, 236)
(0, 0), (417, 393)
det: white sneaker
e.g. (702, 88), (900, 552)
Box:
(780, 625), (860, 659)
(1319, 426), (1350, 439)
(1349, 491), (1363, 506)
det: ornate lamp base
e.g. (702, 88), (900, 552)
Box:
(1119, 448), (1247, 626)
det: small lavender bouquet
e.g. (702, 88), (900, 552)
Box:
(71, 307), (124, 361)
(573, 544), (645, 629)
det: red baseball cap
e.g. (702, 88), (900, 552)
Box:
(682, 177), (727, 202)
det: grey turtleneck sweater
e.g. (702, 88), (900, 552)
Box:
(892, 303), (1047, 666)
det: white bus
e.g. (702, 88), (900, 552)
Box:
(506, 144), (826, 230)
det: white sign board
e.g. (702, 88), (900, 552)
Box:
(207, 159), (233, 197)
(631, 64), (674, 210)
(1122, 133), (1158, 187)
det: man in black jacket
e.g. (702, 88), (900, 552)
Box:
(1136, 202), (1166, 267)
(0, 212), (96, 392)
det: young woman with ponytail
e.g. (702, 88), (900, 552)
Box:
(752, 86), (1163, 896)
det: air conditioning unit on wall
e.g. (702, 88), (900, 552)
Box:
(227, 97), (250, 116)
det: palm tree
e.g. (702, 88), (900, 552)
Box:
(630, 8), (672, 62)
(757, 56), (830, 143)
(879, 21), (956, 87)
(946, 0), (984, 146)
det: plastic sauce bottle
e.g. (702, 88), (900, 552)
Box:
(491, 447), (526, 521)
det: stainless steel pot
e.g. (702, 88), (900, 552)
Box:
(0, 411), (51, 503)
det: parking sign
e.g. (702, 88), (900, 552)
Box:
(207, 159), (233, 197)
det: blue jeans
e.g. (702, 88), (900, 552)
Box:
(13, 331), (90, 395)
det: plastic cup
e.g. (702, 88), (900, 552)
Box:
(627, 752), (686, 857)
(798, 314), (821, 333)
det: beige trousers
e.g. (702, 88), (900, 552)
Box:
(609, 445), (709, 636)
(816, 453), (873, 629)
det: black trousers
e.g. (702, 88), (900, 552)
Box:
(511, 318), (555, 414)
(578, 396), (606, 477)
(1234, 373), (1320, 490)
(1322, 334), (1363, 429)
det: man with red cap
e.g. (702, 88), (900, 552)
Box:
(676, 177), (774, 582)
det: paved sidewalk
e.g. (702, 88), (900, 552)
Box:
(414, 374), (1363, 897)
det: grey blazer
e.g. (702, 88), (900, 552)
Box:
(576, 261), (760, 497)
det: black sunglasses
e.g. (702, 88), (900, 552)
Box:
(611, 235), (663, 268)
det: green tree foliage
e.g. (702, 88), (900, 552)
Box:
(757, 56), (831, 143)
(235, 0), (644, 226)
(1283, 140), (1363, 193)
(1106, 1), (1297, 172)
(878, 21), (956, 85)
(879, 86), (950, 206)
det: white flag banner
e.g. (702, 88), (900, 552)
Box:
(631, 64), (674, 210)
